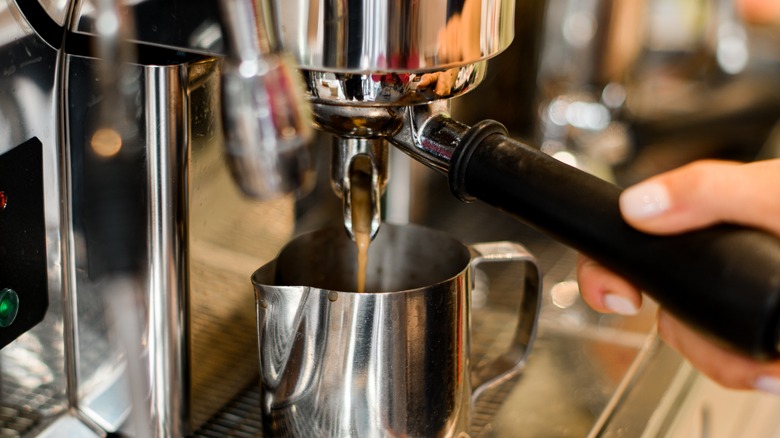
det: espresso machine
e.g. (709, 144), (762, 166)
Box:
(3, 0), (780, 436)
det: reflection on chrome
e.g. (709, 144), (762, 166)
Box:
(303, 63), (486, 107)
(274, 0), (515, 72)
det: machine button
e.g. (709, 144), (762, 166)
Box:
(0, 288), (19, 328)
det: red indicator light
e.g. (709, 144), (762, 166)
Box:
(0, 191), (6, 210)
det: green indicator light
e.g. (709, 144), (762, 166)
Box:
(0, 288), (19, 328)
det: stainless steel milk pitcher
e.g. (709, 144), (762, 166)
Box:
(251, 223), (541, 437)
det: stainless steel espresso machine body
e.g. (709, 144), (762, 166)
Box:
(0, 0), (306, 435)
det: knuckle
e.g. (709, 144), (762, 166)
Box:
(675, 160), (723, 194)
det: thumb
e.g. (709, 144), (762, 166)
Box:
(618, 159), (780, 236)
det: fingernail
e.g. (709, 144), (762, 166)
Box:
(620, 182), (671, 220)
(755, 375), (780, 396)
(603, 294), (639, 315)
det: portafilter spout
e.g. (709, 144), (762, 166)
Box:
(331, 138), (389, 242)
(313, 103), (402, 242)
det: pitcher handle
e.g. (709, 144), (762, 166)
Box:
(468, 242), (542, 403)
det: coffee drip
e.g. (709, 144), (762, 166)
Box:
(349, 160), (373, 292)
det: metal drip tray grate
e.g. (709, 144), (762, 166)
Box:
(192, 389), (263, 438)
(0, 307), (69, 437)
(0, 404), (41, 437)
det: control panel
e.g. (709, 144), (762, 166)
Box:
(0, 138), (48, 349)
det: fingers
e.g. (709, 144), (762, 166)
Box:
(417, 73), (438, 89)
(657, 310), (780, 393)
(581, 159), (780, 393)
(437, 15), (462, 63)
(576, 254), (642, 315)
(434, 69), (457, 96)
(577, 255), (780, 393)
(619, 159), (780, 236)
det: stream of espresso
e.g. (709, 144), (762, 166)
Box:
(350, 170), (373, 293)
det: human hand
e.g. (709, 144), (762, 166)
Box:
(577, 159), (780, 394)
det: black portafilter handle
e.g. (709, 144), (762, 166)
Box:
(448, 120), (780, 359)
